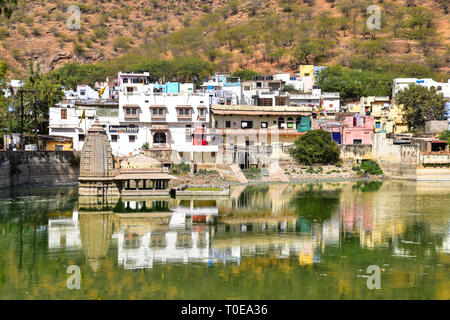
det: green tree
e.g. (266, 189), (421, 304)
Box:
(395, 84), (446, 130)
(230, 69), (261, 81)
(8, 62), (64, 136)
(289, 130), (340, 165)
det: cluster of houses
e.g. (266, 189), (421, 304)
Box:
(3, 65), (450, 170)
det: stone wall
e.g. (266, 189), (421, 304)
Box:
(0, 151), (80, 189)
(339, 145), (373, 162)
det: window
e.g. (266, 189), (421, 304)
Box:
(111, 135), (118, 142)
(61, 109), (67, 120)
(225, 121), (231, 128)
(199, 108), (205, 116)
(261, 122), (268, 128)
(154, 132), (166, 144)
(304, 73), (310, 76)
(158, 108), (163, 115)
(214, 120), (218, 128)
(244, 86), (250, 91)
(123, 78), (128, 83)
(126, 87), (134, 93)
(55, 145), (63, 151)
(375, 122), (381, 129)
(152, 108), (158, 115)
(129, 135), (136, 143)
(353, 139), (362, 145)
(275, 96), (287, 106)
(78, 134), (85, 142)
(256, 82), (262, 88)
(287, 117), (294, 129)
(278, 117), (285, 129)
(80, 91), (85, 95)
(258, 98), (273, 106)
(241, 121), (253, 129)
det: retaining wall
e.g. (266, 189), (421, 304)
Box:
(0, 151), (80, 189)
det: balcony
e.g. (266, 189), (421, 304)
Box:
(151, 114), (166, 121)
(124, 114), (139, 121)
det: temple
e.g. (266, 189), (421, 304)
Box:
(78, 118), (176, 197)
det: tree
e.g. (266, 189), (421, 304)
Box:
(8, 62), (64, 136)
(395, 84), (446, 130)
(230, 69), (261, 81)
(289, 130), (340, 165)
(0, 59), (11, 143)
(0, 0), (17, 18)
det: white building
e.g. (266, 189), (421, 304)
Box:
(118, 72), (218, 158)
(49, 98), (119, 152)
(273, 73), (304, 92)
(392, 78), (450, 99)
(199, 74), (243, 105)
(290, 88), (340, 113)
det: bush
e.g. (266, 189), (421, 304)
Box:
(289, 130), (340, 165)
(353, 160), (383, 175)
(113, 36), (133, 50)
(438, 130), (450, 145)
(170, 163), (190, 175)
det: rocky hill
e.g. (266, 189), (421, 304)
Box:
(0, 0), (448, 77)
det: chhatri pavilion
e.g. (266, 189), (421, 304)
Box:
(78, 118), (176, 197)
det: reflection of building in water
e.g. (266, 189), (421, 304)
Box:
(48, 211), (81, 250)
(116, 212), (211, 270)
(79, 212), (114, 272)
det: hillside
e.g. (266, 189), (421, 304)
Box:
(0, 0), (448, 78)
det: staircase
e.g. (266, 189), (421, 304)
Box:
(215, 164), (248, 183)
(268, 163), (290, 182)
(230, 164), (248, 183)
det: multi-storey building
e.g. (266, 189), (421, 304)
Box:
(118, 72), (217, 163)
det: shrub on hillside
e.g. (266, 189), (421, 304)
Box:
(289, 130), (340, 165)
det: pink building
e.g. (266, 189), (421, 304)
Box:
(342, 115), (374, 145)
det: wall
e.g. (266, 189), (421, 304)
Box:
(425, 120), (448, 134)
(339, 145), (373, 162)
(0, 151), (80, 189)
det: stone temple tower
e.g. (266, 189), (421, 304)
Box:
(78, 118), (118, 196)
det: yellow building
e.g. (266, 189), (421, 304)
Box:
(299, 65), (314, 77)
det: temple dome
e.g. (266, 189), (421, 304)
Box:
(79, 118), (114, 178)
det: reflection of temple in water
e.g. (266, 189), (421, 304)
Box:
(47, 182), (450, 272)
(79, 213), (114, 272)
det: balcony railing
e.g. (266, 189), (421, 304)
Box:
(124, 114), (139, 120)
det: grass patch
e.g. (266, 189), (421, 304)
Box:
(185, 187), (222, 191)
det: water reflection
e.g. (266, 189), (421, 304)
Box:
(48, 181), (450, 272)
(1, 181), (449, 299)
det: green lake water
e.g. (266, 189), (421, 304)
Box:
(0, 180), (449, 300)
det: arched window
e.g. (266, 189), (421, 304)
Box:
(287, 117), (294, 129)
(278, 117), (285, 129)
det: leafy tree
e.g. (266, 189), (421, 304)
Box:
(289, 130), (340, 165)
(395, 84), (446, 130)
(230, 69), (261, 81)
(438, 130), (450, 145)
(316, 65), (392, 100)
(8, 62), (64, 136)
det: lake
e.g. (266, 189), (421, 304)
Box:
(0, 180), (449, 299)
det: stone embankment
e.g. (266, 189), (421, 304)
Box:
(0, 151), (80, 189)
